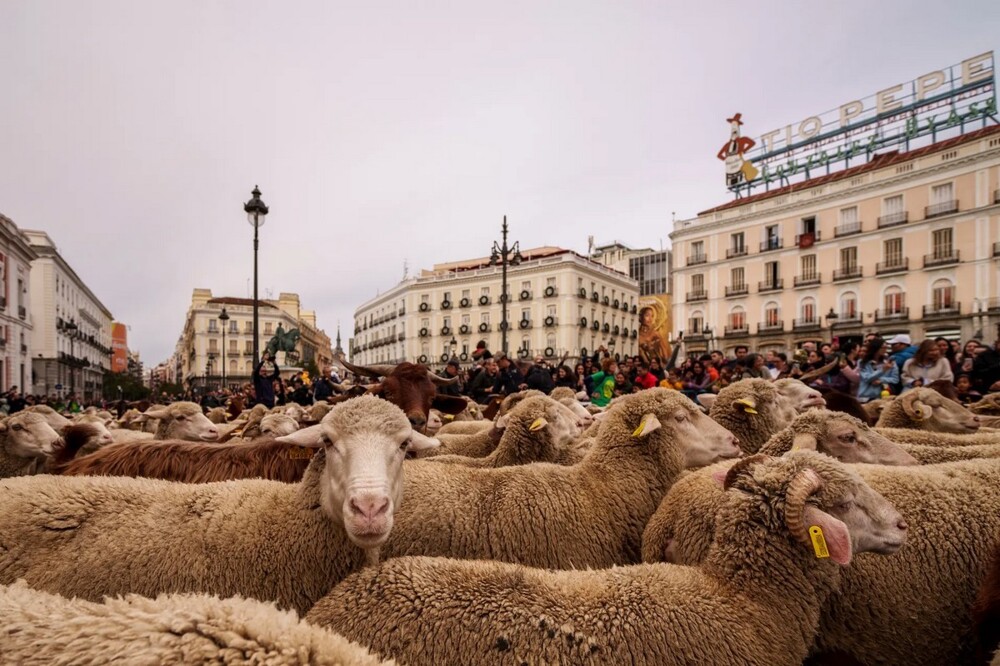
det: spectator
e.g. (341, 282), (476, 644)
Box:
(574, 362), (593, 397)
(589, 358), (618, 407)
(858, 338), (900, 402)
(742, 353), (766, 379)
(253, 350), (280, 408)
(524, 357), (555, 393)
(661, 368), (684, 390)
(469, 358), (499, 404)
(682, 360), (712, 399)
(492, 353), (525, 396)
(726, 345), (749, 371)
(830, 341), (861, 395)
(554, 365), (577, 390)
(902, 339), (954, 390)
(312, 367), (338, 403)
(437, 360), (464, 397)
(710, 366), (734, 393)
(972, 339), (1000, 394)
(935, 337), (959, 375)
(633, 362), (658, 391)
(886, 334), (917, 372)
(955, 374), (982, 405)
(613, 371), (633, 397)
(648, 358), (666, 382)
(288, 377), (313, 406)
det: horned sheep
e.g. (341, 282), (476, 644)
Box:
(0, 395), (437, 614)
(875, 387), (981, 433)
(707, 378), (825, 454)
(307, 451), (905, 666)
(0, 581), (393, 666)
(641, 457), (1000, 665)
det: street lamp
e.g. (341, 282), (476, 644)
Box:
(65, 318), (78, 397)
(448, 335), (458, 362)
(487, 216), (523, 355)
(219, 307), (230, 389)
(244, 186), (269, 367)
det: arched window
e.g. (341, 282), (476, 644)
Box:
(883, 286), (905, 315)
(689, 310), (704, 333)
(728, 306), (746, 332)
(800, 297), (816, 323)
(244, 361), (252, 373)
(763, 302), (780, 328)
(546, 333), (556, 350)
(229, 359), (237, 374)
(840, 292), (858, 320)
(931, 278), (955, 311)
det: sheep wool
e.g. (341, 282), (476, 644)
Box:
(899, 441), (1000, 464)
(709, 379), (790, 453)
(308, 451), (877, 666)
(0, 581), (393, 666)
(876, 427), (1000, 448)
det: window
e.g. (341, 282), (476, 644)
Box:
(229, 340), (237, 353)
(230, 359), (237, 373)
(691, 274), (704, 291)
(731, 267), (745, 289)
(731, 232), (745, 252)
(801, 216), (816, 235)
(931, 182), (954, 204)
(765, 261), (780, 285)
(480, 313), (490, 324)
(546, 277), (556, 288)
(264, 322), (273, 335)
(208, 319), (218, 332)
(443, 316), (451, 328)
(840, 292), (858, 319)
(932, 229), (953, 258)
(546, 305), (556, 316)
(421, 343), (429, 357)
(229, 321), (238, 333)
(729, 308), (746, 330)
(839, 206), (858, 226)
(481, 286), (490, 296)
(546, 333), (556, 349)
(521, 281), (531, 291)
(689, 312), (704, 333)
(245, 360), (252, 373)
(421, 318), (429, 329)
(764, 303), (780, 326)
(421, 294), (429, 304)
(443, 291), (451, 302)
(244, 342), (252, 353)
(884, 287), (905, 314)
(883, 195), (904, 215)
(801, 255), (817, 279)
(765, 225), (780, 249)
(245, 321), (253, 333)
(461, 314), (470, 325)
(932, 279), (955, 309)
(692, 240), (705, 259)
(841, 247), (857, 270)
(800, 298), (816, 323)
(520, 308), (530, 321)
(461, 289), (470, 299)
(884, 239), (903, 265)
(521, 337), (530, 352)
(209, 339), (218, 351)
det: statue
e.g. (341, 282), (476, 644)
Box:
(265, 324), (301, 360)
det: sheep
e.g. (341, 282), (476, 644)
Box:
(897, 441), (1000, 464)
(24, 404), (72, 432)
(423, 396), (584, 468)
(640, 457), (1000, 665)
(549, 386), (576, 402)
(46, 422), (115, 469)
(260, 413), (300, 438)
(757, 409), (919, 465)
(863, 396), (893, 422)
(66, 413), (115, 455)
(875, 387), (981, 433)
(971, 393), (1000, 416)
(708, 378), (825, 454)
(875, 427), (1000, 448)
(0, 581), (394, 666)
(111, 401), (222, 442)
(0, 412), (64, 478)
(307, 401), (333, 423)
(0, 395), (438, 614)
(421, 426), (503, 458)
(306, 451), (906, 666)
(436, 419), (492, 436)
(815, 387), (875, 425)
(380, 388), (741, 569)
(972, 539), (1000, 666)
(204, 406), (229, 423)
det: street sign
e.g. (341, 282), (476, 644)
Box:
(54, 384), (63, 390)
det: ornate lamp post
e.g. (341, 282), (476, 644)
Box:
(244, 186), (269, 367)
(65, 318), (78, 397)
(219, 307), (230, 389)
(448, 335), (458, 362)
(488, 216), (523, 355)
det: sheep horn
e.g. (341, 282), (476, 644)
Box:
(784, 468), (825, 546)
(427, 371), (460, 387)
(723, 453), (769, 490)
(334, 353), (398, 379)
(798, 358), (839, 385)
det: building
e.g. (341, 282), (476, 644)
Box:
(351, 247), (640, 366)
(590, 241), (673, 297)
(173, 289), (333, 391)
(0, 214), (39, 393)
(671, 51), (999, 354)
(25, 230), (113, 400)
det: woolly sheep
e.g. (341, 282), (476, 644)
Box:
(206, 406), (229, 423)
(380, 389), (740, 569)
(709, 378), (825, 453)
(863, 397), (892, 422)
(436, 420), (492, 436)
(424, 396), (583, 468)
(971, 538), (1000, 666)
(0, 581), (393, 666)
(549, 386), (576, 402)
(114, 402), (221, 442)
(757, 409), (918, 465)
(641, 458), (1000, 665)
(0, 395), (437, 614)
(875, 387), (981, 433)
(0, 412), (63, 478)
(970, 393), (1000, 415)
(897, 441), (1000, 464)
(260, 413), (300, 438)
(418, 391), (547, 459)
(875, 427), (1000, 448)
(307, 451), (905, 666)
(24, 404), (72, 433)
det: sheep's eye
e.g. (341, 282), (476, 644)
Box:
(839, 433), (856, 444)
(12, 424), (23, 431)
(674, 412), (687, 422)
(400, 439), (411, 451)
(176, 415), (186, 421)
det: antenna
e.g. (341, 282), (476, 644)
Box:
(403, 258), (409, 280)
(587, 235), (595, 257)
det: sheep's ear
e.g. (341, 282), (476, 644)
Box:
(803, 506), (852, 565)
(711, 469), (728, 486)
(734, 398), (758, 415)
(407, 432), (440, 452)
(901, 393), (932, 421)
(132, 413), (151, 423)
(791, 433), (818, 451)
(632, 413), (662, 438)
(275, 424), (327, 448)
(495, 414), (511, 430)
(697, 394), (717, 411)
(528, 417), (548, 432)
(144, 408), (171, 420)
(442, 413), (455, 422)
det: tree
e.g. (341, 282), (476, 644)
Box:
(103, 370), (150, 402)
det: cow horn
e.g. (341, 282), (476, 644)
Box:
(427, 371), (460, 386)
(334, 353), (398, 379)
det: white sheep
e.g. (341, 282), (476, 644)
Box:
(0, 395), (437, 614)
(875, 387), (981, 432)
(0, 412), (63, 478)
(306, 451), (905, 666)
(111, 401), (220, 443)
(707, 378), (825, 453)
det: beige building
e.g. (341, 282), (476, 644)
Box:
(670, 125), (1000, 353)
(25, 230), (114, 400)
(352, 247), (640, 366)
(173, 289), (333, 390)
(0, 215), (39, 394)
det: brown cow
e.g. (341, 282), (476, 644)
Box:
(335, 356), (467, 432)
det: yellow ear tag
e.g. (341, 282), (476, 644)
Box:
(735, 398), (757, 414)
(443, 414), (455, 421)
(529, 418), (546, 432)
(632, 419), (646, 438)
(809, 526), (829, 559)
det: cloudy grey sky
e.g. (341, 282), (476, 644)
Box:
(1, 1), (997, 364)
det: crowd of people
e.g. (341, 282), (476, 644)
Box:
(435, 334), (1000, 406)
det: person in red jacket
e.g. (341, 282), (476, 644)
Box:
(633, 361), (659, 391)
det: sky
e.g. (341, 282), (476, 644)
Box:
(1, 0), (997, 365)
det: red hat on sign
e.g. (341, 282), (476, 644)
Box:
(726, 113), (744, 125)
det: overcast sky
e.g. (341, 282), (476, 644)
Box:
(1, 1), (997, 365)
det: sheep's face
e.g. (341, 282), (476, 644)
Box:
(546, 403), (582, 446)
(276, 395), (440, 549)
(143, 403), (220, 441)
(792, 414), (918, 465)
(1, 413), (61, 460)
(557, 398), (593, 432)
(969, 394), (1000, 415)
(260, 414), (299, 438)
(775, 379), (826, 415)
(425, 409), (444, 436)
(676, 405), (742, 467)
(30, 406), (72, 433)
(897, 389), (980, 433)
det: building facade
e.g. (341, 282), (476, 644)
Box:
(670, 125), (1000, 354)
(0, 215), (39, 393)
(590, 241), (673, 297)
(351, 247), (640, 366)
(174, 289), (333, 391)
(25, 230), (113, 400)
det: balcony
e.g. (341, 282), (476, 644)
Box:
(925, 200), (959, 219)
(687, 254), (707, 266)
(878, 211), (908, 228)
(760, 239), (783, 253)
(995, 189), (1000, 204)
(922, 303), (961, 319)
(994, 242), (1000, 257)
(726, 246), (748, 259)
(793, 273), (821, 287)
(725, 285), (749, 297)
(986, 298), (1000, 312)
(833, 266), (862, 281)
(793, 318), (821, 331)
(923, 250), (960, 268)
(0, 296), (5, 310)
(17, 306), (25, 319)
(687, 290), (708, 302)
(758, 279), (784, 293)
(876, 258), (909, 275)
(794, 231), (821, 246)
(875, 307), (910, 322)
(518, 319), (532, 330)
(724, 325), (749, 337)
(397, 333), (405, 341)
(834, 222), (862, 237)
(20, 343), (27, 353)
(831, 314), (862, 328)
(757, 321), (784, 333)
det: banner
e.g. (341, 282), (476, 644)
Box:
(111, 323), (128, 373)
(637, 295), (672, 365)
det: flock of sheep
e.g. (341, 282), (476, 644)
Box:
(1, 366), (999, 665)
